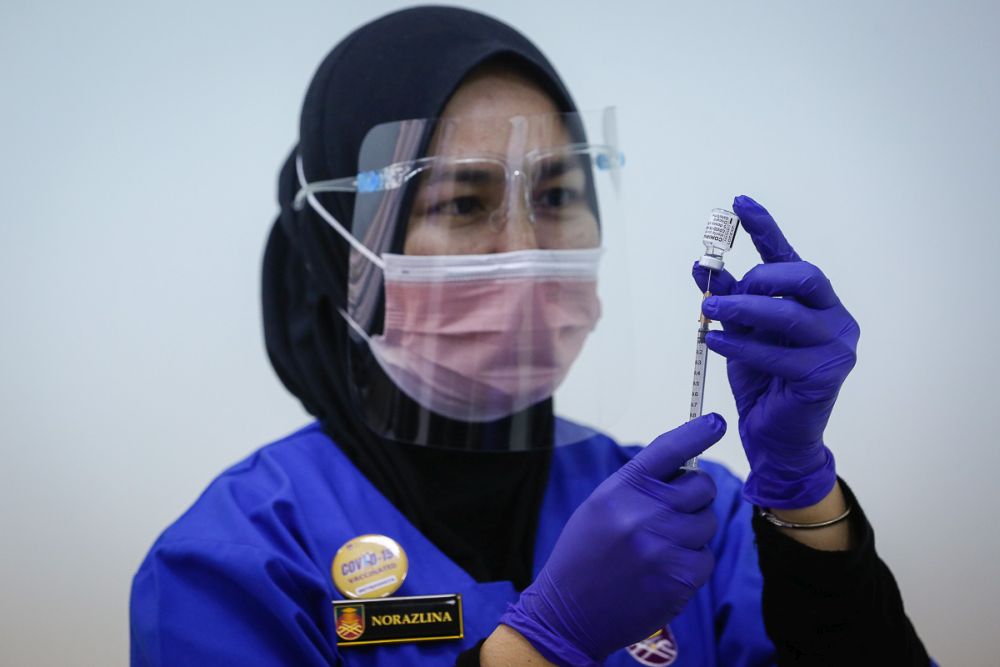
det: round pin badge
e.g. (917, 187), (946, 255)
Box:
(332, 534), (409, 599)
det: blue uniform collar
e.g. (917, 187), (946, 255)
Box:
(318, 419), (619, 588)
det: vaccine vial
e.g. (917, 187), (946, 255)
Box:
(699, 208), (740, 271)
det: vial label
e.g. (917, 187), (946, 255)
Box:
(703, 209), (740, 251)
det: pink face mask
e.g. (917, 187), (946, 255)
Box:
(346, 249), (603, 422)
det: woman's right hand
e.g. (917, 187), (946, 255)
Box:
(496, 414), (725, 666)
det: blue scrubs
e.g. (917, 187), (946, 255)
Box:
(130, 420), (776, 666)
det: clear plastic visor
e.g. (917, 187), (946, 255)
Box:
(299, 108), (634, 449)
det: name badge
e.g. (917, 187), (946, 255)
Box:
(333, 594), (463, 646)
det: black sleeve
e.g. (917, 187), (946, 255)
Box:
(454, 638), (486, 666)
(753, 477), (930, 665)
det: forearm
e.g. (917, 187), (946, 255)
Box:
(456, 626), (555, 667)
(753, 478), (930, 665)
(769, 480), (854, 551)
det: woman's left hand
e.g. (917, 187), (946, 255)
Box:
(692, 195), (860, 510)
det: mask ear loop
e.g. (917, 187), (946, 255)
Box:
(295, 154), (386, 271)
(294, 154), (389, 346)
(338, 305), (375, 345)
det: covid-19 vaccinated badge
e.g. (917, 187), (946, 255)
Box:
(331, 534), (408, 599)
(331, 534), (463, 647)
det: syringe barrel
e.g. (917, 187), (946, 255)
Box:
(684, 320), (710, 471)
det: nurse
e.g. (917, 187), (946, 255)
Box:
(131, 7), (932, 666)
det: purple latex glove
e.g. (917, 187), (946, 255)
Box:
(692, 195), (859, 510)
(499, 414), (724, 667)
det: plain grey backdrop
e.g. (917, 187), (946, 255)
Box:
(2, 1), (998, 664)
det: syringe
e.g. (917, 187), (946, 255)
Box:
(684, 208), (741, 470)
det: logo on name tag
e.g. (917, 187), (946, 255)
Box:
(334, 606), (365, 641)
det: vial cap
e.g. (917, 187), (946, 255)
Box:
(699, 255), (725, 271)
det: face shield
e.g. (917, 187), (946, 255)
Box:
(295, 108), (633, 449)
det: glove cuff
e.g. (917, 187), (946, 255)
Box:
(499, 594), (602, 667)
(743, 445), (837, 509)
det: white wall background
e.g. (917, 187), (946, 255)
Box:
(2, 1), (997, 664)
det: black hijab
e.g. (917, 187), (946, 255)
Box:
(262, 6), (580, 588)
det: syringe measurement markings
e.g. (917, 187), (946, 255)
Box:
(685, 316), (710, 469)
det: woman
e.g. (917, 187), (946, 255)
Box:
(130, 7), (931, 666)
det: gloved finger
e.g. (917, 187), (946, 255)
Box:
(691, 261), (737, 295)
(647, 468), (718, 513)
(732, 195), (801, 264)
(691, 546), (716, 587)
(702, 294), (836, 346)
(650, 505), (717, 550)
(629, 414), (727, 481)
(691, 262), (750, 335)
(735, 262), (840, 309)
(660, 545), (715, 590)
(705, 331), (851, 381)
(678, 507), (718, 550)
